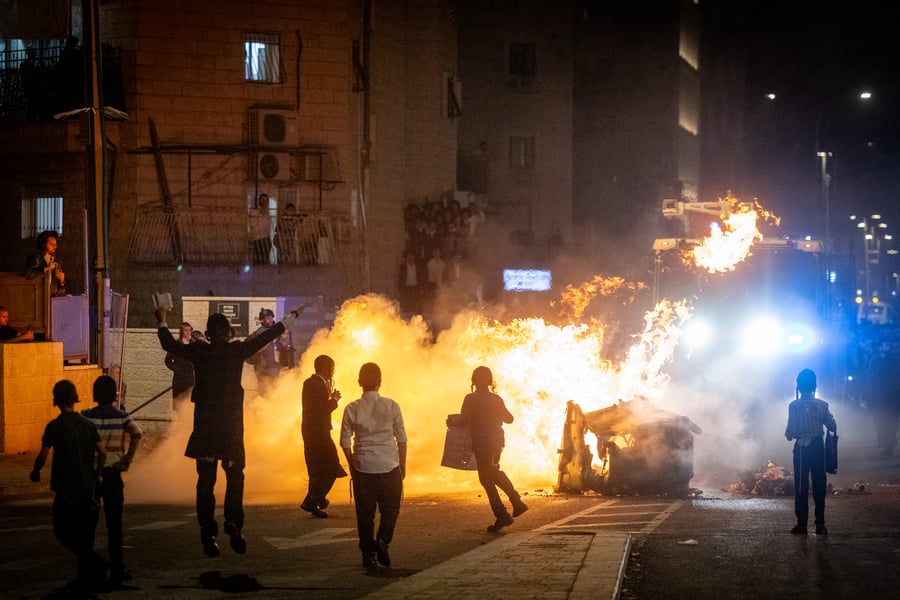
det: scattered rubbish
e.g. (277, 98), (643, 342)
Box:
(833, 481), (871, 495)
(729, 460), (793, 496)
(677, 539), (699, 545)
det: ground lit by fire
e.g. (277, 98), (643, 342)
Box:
(130, 197), (782, 504)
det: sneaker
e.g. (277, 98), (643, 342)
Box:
(790, 525), (807, 535)
(202, 537), (221, 557)
(375, 539), (391, 567)
(224, 522), (247, 554)
(301, 501), (328, 518)
(362, 553), (378, 569)
(487, 513), (515, 533)
(512, 500), (529, 518)
(815, 525), (828, 536)
(110, 565), (133, 585)
(318, 498), (330, 510)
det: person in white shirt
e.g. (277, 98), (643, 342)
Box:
(340, 363), (407, 569)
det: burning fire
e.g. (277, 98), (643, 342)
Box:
(130, 197), (773, 504)
(688, 197), (780, 273)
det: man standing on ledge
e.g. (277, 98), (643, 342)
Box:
(24, 229), (67, 297)
(156, 304), (306, 557)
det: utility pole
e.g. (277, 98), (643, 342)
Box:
(83, 0), (109, 368)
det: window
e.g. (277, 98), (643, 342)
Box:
(21, 186), (63, 238)
(509, 43), (536, 78)
(509, 136), (535, 169)
(244, 32), (281, 83)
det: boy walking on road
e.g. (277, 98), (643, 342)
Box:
(785, 368), (837, 536)
(82, 375), (143, 585)
(29, 380), (107, 591)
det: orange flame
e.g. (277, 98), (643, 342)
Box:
(688, 197), (780, 273)
(556, 275), (647, 319)
(130, 196), (777, 504)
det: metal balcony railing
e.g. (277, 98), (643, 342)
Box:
(128, 206), (343, 266)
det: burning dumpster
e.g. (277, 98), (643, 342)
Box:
(556, 398), (702, 495)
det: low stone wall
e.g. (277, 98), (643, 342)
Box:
(121, 328), (261, 437)
(0, 342), (101, 453)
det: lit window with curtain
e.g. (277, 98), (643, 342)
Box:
(21, 186), (63, 238)
(244, 32), (282, 83)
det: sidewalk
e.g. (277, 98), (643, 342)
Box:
(0, 451), (48, 498)
(363, 530), (631, 600)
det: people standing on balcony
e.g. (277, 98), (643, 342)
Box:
(0, 305), (35, 342)
(397, 250), (424, 316)
(250, 193), (273, 265)
(52, 36), (82, 113)
(164, 322), (196, 411)
(25, 229), (67, 297)
(425, 246), (446, 330)
(81, 375), (143, 586)
(246, 308), (282, 397)
(155, 304), (305, 557)
(20, 47), (44, 120)
(300, 354), (347, 518)
(421, 218), (443, 263)
(455, 366), (528, 533)
(274, 203), (300, 265)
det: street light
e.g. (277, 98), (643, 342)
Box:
(850, 213), (893, 306)
(815, 91), (874, 245)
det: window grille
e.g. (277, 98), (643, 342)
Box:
(21, 186), (63, 238)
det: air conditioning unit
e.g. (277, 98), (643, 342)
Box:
(249, 108), (297, 146)
(254, 152), (293, 182)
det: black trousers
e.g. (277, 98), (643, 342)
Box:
(96, 467), (125, 567)
(351, 467), (403, 555)
(302, 437), (346, 508)
(473, 446), (520, 519)
(53, 489), (101, 580)
(793, 437), (827, 527)
(196, 458), (244, 541)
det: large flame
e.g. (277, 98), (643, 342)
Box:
(688, 197), (780, 273)
(129, 197), (778, 504)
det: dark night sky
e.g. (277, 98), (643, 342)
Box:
(740, 2), (900, 236)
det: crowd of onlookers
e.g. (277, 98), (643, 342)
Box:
(398, 197), (487, 327)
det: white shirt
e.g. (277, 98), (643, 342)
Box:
(340, 390), (407, 474)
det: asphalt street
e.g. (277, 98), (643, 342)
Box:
(1, 428), (897, 599)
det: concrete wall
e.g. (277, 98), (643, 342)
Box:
(0, 342), (102, 453)
(457, 1), (574, 265)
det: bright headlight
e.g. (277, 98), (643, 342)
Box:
(738, 316), (783, 356)
(683, 318), (715, 349)
(783, 322), (818, 353)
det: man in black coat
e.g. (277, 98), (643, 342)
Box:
(300, 355), (347, 517)
(24, 229), (67, 297)
(156, 305), (305, 557)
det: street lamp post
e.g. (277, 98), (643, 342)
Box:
(815, 91), (873, 246)
(817, 151), (832, 244)
(851, 213), (893, 312)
